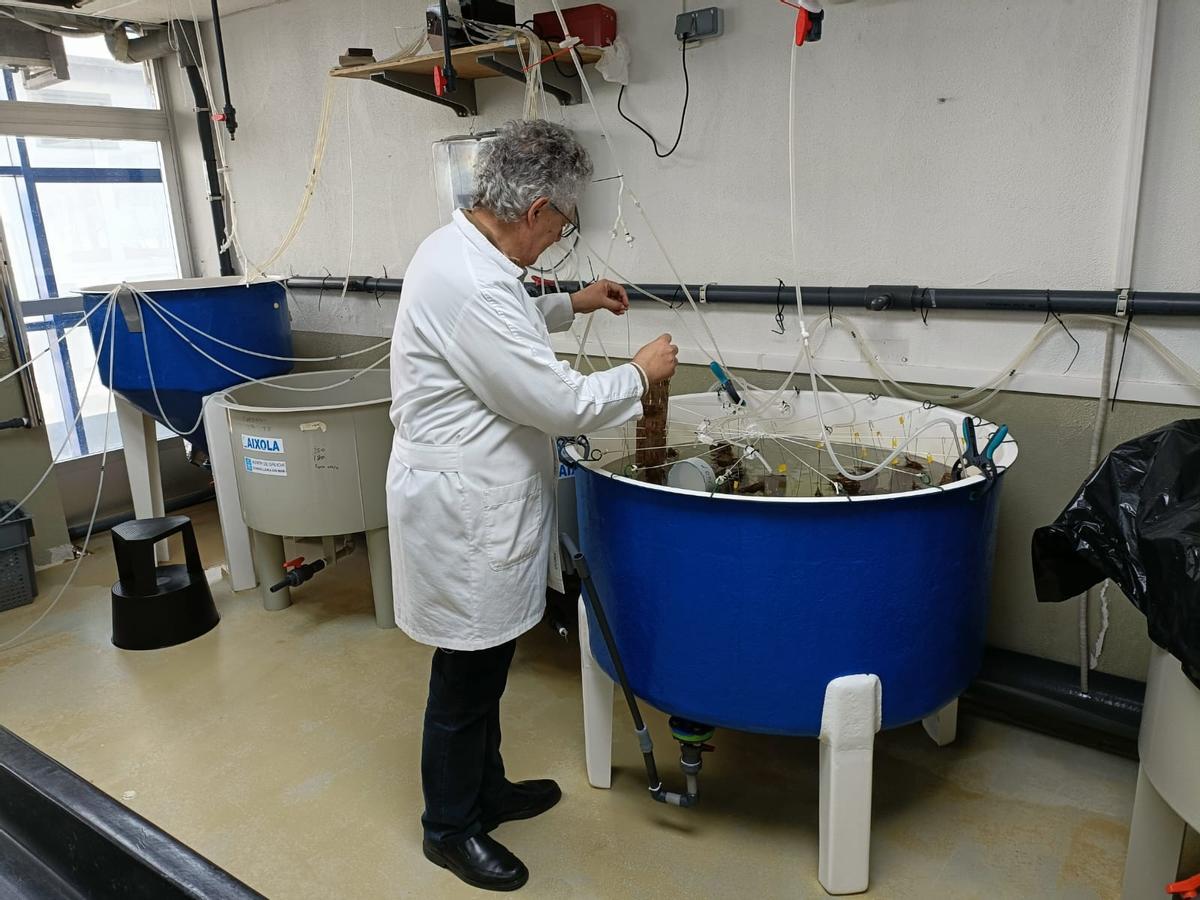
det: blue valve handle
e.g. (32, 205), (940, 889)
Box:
(709, 361), (744, 406)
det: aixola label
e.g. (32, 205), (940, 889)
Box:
(241, 434), (284, 453)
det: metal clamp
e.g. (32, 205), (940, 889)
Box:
(699, 282), (716, 304)
(115, 287), (143, 333)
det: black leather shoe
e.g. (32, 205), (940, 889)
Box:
(481, 779), (562, 832)
(423, 834), (529, 892)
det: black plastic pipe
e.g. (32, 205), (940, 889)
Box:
(184, 65), (234, 276)
(560, 532), (698, 808)
(285, 276), (1200, 317)
(209, 0), (238, 139)
(438, 0), (457, 93)
(288, 275), (404, 294)
(560, 533), (662, 791)
(962, 647), (1144, 758)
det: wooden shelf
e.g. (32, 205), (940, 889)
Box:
(331, 36), (604, 118)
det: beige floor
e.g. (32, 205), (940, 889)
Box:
(0, 501), (1169, 899)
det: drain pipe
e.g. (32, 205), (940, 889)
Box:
(209, 0), (238, 140)
(560, 531), (702, 808)
(1080, 325), (1115, 693)
(183, 62), (234, 276)
(285, 275), (1200, 317)
(1078, 0), (1160, 692)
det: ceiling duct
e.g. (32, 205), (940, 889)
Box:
(0, 17), (70, 89)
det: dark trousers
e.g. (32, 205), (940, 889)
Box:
(421, 640), (517, 844)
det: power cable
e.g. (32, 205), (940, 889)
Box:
(617, 39), (691, 159)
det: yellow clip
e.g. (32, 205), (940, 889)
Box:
(891, 438), (898, 449)
(898, 416), (905, 425)
(926, 453), (934, 464)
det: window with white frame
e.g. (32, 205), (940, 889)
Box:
(0, 33), (188, 459)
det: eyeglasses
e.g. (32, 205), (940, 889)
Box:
(548, 202), (579, 240)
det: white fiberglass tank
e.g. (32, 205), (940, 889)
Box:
(220, 370), (391, 536)
(216, 369), (394, 628)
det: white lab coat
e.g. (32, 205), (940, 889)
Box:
(386, 209), (645, 651)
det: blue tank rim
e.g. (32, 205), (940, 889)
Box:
(574, 391), (1019, 506)
(79, 276), (283, 297)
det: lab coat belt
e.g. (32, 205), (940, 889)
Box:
(395, 439), (463, 472)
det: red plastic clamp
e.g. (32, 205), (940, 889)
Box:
(1168, 873), (1200, 899)
(779, 0), (823, 46)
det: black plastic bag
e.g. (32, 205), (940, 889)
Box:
(1032, 418), (1200, 688)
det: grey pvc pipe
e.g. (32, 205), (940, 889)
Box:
(286, 276), (1200, 317)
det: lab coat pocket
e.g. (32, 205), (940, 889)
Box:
(482, 473), (543, 571)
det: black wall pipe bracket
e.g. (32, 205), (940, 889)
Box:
(477, 51), (584, 106)
(371, 71), (478, 117)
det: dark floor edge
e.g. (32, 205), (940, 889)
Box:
(0, 726), (264, 900)
(964, 646), (1145, 759)
(68, 489), (217, 540)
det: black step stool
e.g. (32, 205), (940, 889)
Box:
(110, 516), (219, 650)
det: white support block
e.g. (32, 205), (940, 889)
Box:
(250, 528), (290, 610)
(819, 673), (882, 896)
(578, 597), (614, 789)
(365, 526), (396, 629)
(115, 394), (168, 563)
(921, 698), (959, 747)
(203, 393), (256, 591)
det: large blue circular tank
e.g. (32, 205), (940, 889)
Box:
(82, 277), (292, 453)
(573, 392), (1015, 737)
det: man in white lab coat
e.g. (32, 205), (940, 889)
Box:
(387, 119), (678, 891)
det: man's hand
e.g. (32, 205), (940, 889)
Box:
(632, 334), (679, 385)
(571, 279), (629, 316)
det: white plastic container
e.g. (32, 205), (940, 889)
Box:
(217, 370), (394, 627)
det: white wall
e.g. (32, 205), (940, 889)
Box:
(158, 0), (1200, 680)
(164, 0), (1200, 408)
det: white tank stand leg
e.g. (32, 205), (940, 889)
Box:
(365, 527), (396, 629)
(1120, 764), (1187, 900)
(115, 395), (169, 563)
(203, 392), (256, 591)
(921, 698), (959, 747)
(819, 674), (882, 896)
(579, 597), (614, 789)
(251, 529), (291, 611)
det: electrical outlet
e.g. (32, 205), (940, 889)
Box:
(676, 6), (723, 42)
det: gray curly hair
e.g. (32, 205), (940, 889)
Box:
(472, 119), (593, 222)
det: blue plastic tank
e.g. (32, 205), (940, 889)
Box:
(573, 392), (1016, 737)
(82, 277), (292, 454)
